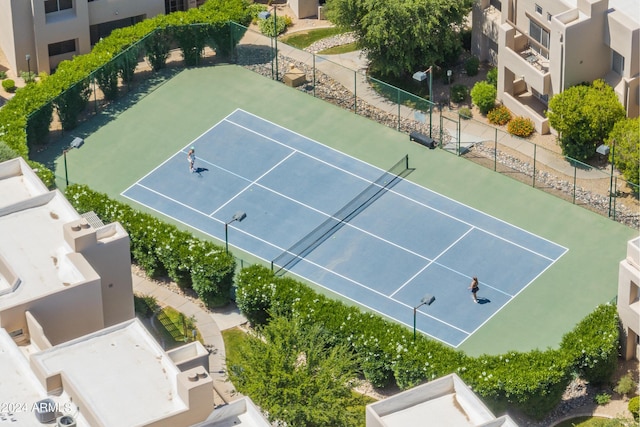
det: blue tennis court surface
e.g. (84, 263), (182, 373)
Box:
(123, 109), (567, 347)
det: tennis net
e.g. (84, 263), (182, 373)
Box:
(271, 154), (414, 275)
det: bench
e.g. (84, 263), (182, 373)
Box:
(409, 130), (435, 149)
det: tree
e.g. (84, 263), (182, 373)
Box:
(547, 80), (626, 161)
(470, 81), (496, 114)
(606, 117), (640, 187)
(325, 0), (473, 78)
(228, 315), (367, 427)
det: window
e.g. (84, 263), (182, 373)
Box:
(165, 0), (186, 13)
(89, 15), (145, 45)
(529, 20), (550, 57)
(490, 0), (502, 11)
(612, 50), (625, 75)
(535, 4), (542, 14)
(547, 12), (552, 21)
(44, 0), (73, 14)
(48, 39), (76, 57)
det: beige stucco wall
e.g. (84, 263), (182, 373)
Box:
(617, 238), (640, 361)
(0, 275), (105, 348)
(75, 222), (135, 327)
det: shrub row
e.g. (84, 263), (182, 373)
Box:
(236, 264), (620, 418)
(0, 0), (252, 187)
(65, 185), (235, 307)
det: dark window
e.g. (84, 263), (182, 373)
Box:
(89, 15), (145, 45)
(48, 39), (76, 57)
(44, 0), (73, 14)
(529, 19), (550, 57)
(490, 0), (502, 11)
(535, 4), (542, 14)
(165, 0), (186, 14)
(612, 50), (625, 75)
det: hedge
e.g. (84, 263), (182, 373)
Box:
(0, 0), (252, 187)
(236, 264), (620, 418)
(65, 185), (235, 307)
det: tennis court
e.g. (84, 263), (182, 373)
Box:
(122, 108), (566, 347)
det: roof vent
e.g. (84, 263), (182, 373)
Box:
(34, 399), (57, 423)
(57, 415), (76, 427)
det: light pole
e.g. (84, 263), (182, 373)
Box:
(224, 211), (246, 254)
(413, 294), (435, 340)
(63, 137), (84, 187)
(412, 66), (434, 137)
(596, 141), (616, 217)
(25, 54), (31, 83)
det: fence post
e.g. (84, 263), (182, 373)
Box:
(313, 54), (316, 98)
(572, 164), (577, 204)
(532, 144), (537, 188)
(494, 128), (497, 171)
(397, 90), (401, 131)
(353, 71), (357, 114)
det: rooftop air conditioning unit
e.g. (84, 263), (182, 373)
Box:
(57, 415), (76, 427)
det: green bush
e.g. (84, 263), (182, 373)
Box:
(560, 303), (619, 385)
(235, 264), (619, 419)
(258, 15), (288, 37)
(2, 79), (15, 92)
(134, 293), (158, 317)
(465, 56), (480, 77)
(0, 70), (6, 79)
(459, 107), (472, 120)
(507, 116), (535, 138)
(0, 142), (18, 162)
(487, 105), (512, 126)
(629, 396), (639, 420)
(470, 81), (496, 114)
(487, 67), (498, 87)
(614, 372), (638, 398)
(450, 84), (468, 103)
(65, 185), (236, 307)
(595, 392), (611, 405)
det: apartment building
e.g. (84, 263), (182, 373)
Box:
(0, 0), (206, 76)
(618, 237), (640, 361)
(0, 157), (269, 426)
(472, 0), (639, 134)
(366, 373), (518, 426)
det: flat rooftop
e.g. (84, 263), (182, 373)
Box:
(366, 374), (518, 427)
(0, 329), (84, 426)
(31, 319), (187, 426)
(0, 158), (88, 308)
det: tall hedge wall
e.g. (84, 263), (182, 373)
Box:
(236, 264), (620, 418)
(66, 185), (235, 306)
(0, 0), (251, 188)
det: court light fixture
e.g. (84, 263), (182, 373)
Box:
(412, 66), (433, 138)
(225, 211), (246, 254)
(413, 293), (435, 341)
(63, 137), (84, 187)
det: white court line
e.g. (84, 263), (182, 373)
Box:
(226, 109), (567, 262)
(122, 108), (568, 347)
(122, 182), (471, 344)
(209, 151), (298, 217)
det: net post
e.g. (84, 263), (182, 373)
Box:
(270, 261), (274, 272)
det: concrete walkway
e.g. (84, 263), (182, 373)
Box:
(254, 34), (608, 181)
(131, 272), (247, 405)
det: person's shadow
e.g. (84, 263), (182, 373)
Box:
(194, 167), (208, 174)
(477, 297), (491, 304)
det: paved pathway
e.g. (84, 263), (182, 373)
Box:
(250, 23), (607, 181)
(131, 272), (247, 405)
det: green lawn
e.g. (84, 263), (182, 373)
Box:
(280, 27), (345, 49)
